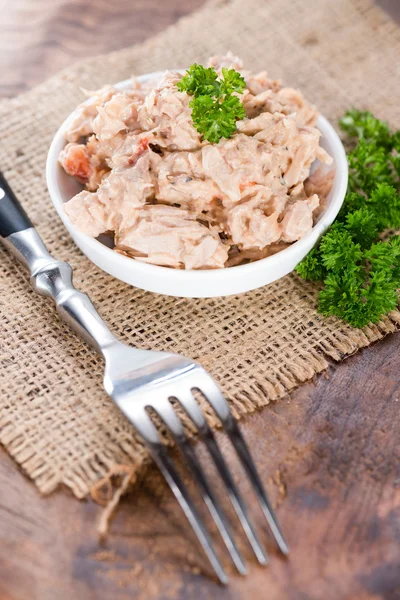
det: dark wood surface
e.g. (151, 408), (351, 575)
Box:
(1, 2), (400, 599)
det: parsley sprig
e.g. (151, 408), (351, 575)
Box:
(296, 109), (400, 328)
(177, 64), (246, 143)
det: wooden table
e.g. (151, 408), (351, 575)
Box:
(1, 2), (399, 599)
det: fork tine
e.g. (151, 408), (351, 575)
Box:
(153, 447), (230, 584)
(193, 372), (289, 555)
(154, 400), (247, 576)
(174, 391), (268, 565)
(226, 418), (289, 555)
(202, 428), (269, 565)
(128, 409), (229, 584)
(178, 438), (247, 576)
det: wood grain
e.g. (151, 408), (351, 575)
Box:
(0, 0), (205, 98)
(1, 1), (400, 599)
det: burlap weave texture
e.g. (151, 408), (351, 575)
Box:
(0, 0), (399, 498)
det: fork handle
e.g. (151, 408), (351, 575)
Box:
(0, 173), (118, 354)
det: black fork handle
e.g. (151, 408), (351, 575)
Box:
(0, 173), (33, 239)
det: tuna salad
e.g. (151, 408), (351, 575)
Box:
(59, 53), (334, 269)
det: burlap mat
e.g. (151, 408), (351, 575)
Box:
(0, 0), (399, 499)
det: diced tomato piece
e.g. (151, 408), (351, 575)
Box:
(128, 137), (149, 165)
(61, 144), (92, 181)
(239, 181), (257, 192)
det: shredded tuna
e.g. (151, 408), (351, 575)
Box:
(116, 205), (228, 269)
(64, 86), (117, 142)
(92, 93), (140, 141)
(60, 54), (334, 269)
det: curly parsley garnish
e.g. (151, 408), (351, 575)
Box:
(177, 64), (246, 143)
(296, 109), (400, 328)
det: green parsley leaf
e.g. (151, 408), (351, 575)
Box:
(294, 246), (326, 281)
(368, 183), (400, 229)
(220, 67), (246, 95)
(190, 94), (245, 143)
(339, 108), (392, 148)
(177, 64), (246, 143)
(176, 64), (219, 97)
(320, 228), (363, 271)
(344, 208), (379, 248)
(366, 237), (400, 288)
(347, 139), (395, 193)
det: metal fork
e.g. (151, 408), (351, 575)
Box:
(0, 173), (288, 583)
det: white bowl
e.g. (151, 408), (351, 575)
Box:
(46, 72), (348, 298)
